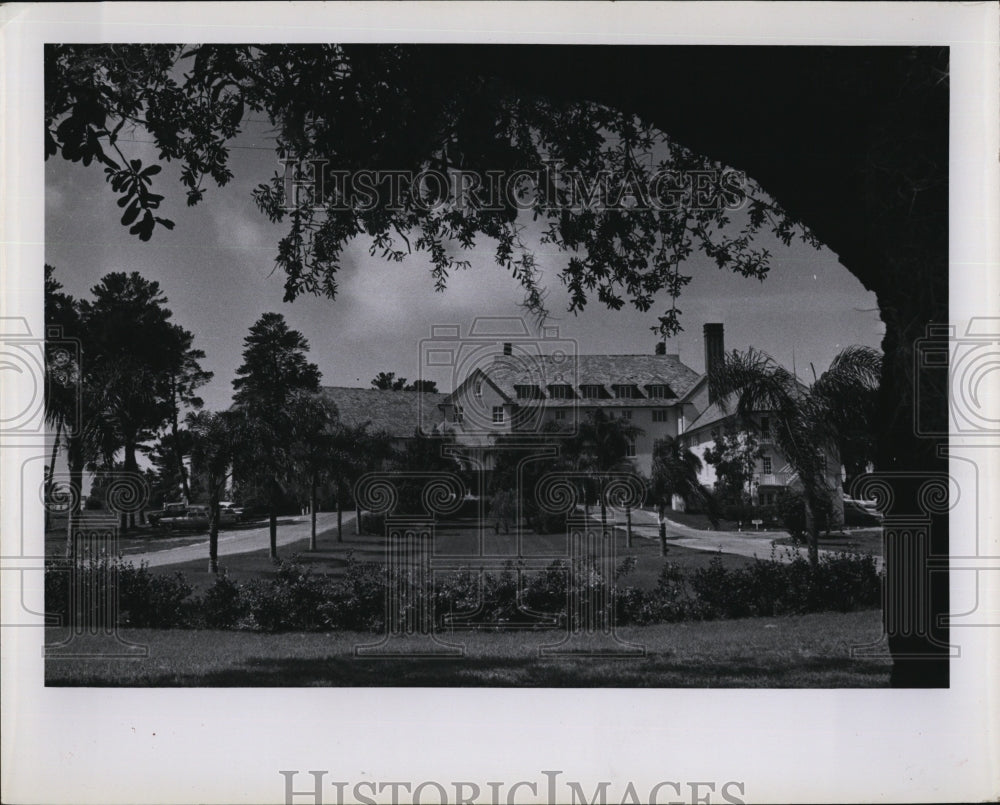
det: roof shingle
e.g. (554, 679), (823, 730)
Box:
(321, 387), (446, 438)
(465, 353), (701, 407)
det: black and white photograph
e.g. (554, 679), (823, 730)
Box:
(2, 2), (998, 803)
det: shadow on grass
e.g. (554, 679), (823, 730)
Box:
(47, 652), (890, 688)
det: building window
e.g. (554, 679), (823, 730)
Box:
(474, 381), (483, 397)
(549, 384), (572, 399)
(554, 410), (567, 421)
(492, 406), (504, 424)
(452, 405), (464, 424)
(760, 416), (770, 433)
(613, 385), (635, 399)
(515, 385), (540, 400)
(648, 385), (664, 398)
(652, 409), (669, 423)
(620, 409), (632, 420)
(625, 438), (637, 458)
(580, 385), (602, 399)
(762, 456), (772, 474)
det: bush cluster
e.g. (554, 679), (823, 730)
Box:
(45, 550), (881, 633)
(774, 488), (840, 540)
(690, 550), (881, 618)
(45, 557), (193, 629)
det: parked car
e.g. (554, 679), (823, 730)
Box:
(175, 505), (210, 530)
(148, 502), (188, 527)
(155, 505), (210, 531)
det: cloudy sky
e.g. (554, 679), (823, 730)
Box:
(45, 118), (884, 412)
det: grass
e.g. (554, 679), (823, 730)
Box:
(44, 609), (890, 687)
(44, 512), (274, 557)
(148, 517), (754, 594)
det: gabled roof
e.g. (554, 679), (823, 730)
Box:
(684, 397), (738, 432)
(457, 353), (701, 407)
(684, 374), (812, 433)
(452, 366), (513, 403)
(320, 387), (446, 438)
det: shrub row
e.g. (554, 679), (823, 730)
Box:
(45, 550), (881, 633)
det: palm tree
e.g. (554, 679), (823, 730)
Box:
(44, 266), (79, 531)
(571, 410), (642, 545)
(810, 346), (883, 487)
(649, 436), (719, 556)
(709, 345), (882, 566)
(44, 266), (112, 553)
(286, 391), (340, 550)
(187, 410), (241, 573)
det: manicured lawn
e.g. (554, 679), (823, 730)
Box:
(44, 609), (889, 687)
(153, 518), (753, 594)
(44, 511), (274, 557)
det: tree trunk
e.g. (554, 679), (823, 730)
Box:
(172, 406), (191, 501)
(355, 505), (361, 536)
(625, 504), (633, 549)
(45, 419), (62, 531)
(268, 480), (279, 560)
(309, 472), (318, 551)
(66, 437), (84, 559)
(876, 287), (949, 688)
(208, 489), (220, 574)
(658, 505), (668, 557)
(802, 493), (819, 568)
(336, 481), (344, 542)
(121, 439), (140, 535)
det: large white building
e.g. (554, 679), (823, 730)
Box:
(435, 323), (843, 517)
(436, 343), (703, 476)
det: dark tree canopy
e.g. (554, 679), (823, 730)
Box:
(45, 44), (823, 335)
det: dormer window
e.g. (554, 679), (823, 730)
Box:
(474, 381), (483, 397)
(548, 384), (574, 399)
(514, 384), (542, 400)
(612, 384), (637, 399)
(646, 384), (674, 399)
(580, 384), (604, 399)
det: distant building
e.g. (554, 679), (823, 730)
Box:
(321, 386), (446, 451)
(678, 324), (843, 518)
(435, 323), (843, 517)
(436, 342), (703, 476)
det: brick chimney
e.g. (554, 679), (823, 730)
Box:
(703, 323), (724, 403)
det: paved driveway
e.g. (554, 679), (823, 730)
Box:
(612, 508), (881, 568)
(127, 511), (348, 568)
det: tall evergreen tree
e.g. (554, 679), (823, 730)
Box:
(165, 324), (214, 500)
(77, 272), (204, 532)
(232, 313), (321, 558)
